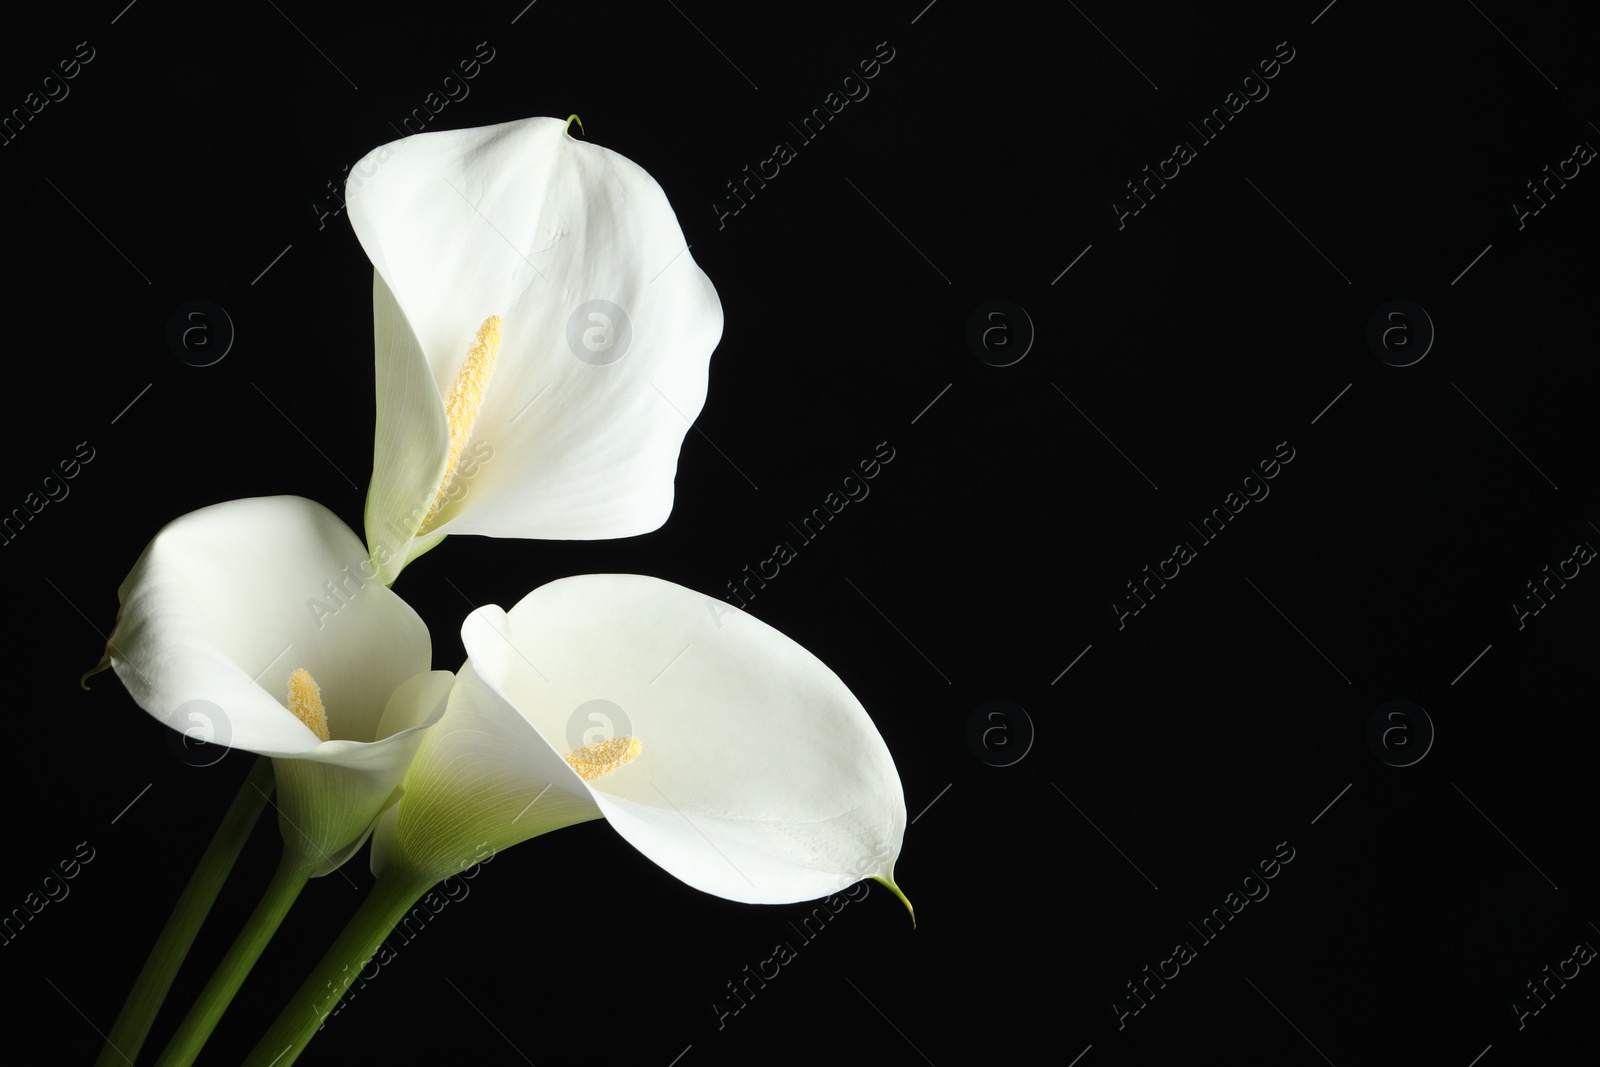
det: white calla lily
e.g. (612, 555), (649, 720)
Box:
(244, 575), (908, 1066)
(348, 115), (724, 583)
(107, 496), (452, 871)
(103, 495), (456, 1065)
(372, 574), (910, 912)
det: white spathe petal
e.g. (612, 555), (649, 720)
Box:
(375, 662), (602, 880)
(109, 496), (431, 755)
(585, 794), (877, 904)
(363, 668), (458, 877)
(347, 116), (723, 544)
(364, 271), (450, 585)
(455, 575), (906, 905)
(373, 669), (458, 739)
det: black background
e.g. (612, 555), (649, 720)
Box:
(4, 2), (1597, 1064)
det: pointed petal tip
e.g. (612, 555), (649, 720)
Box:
(873, 875), (915, 928)
(79, 652), (112, 691)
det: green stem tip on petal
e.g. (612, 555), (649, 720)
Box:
(874, 875), (916, 928)
(80, 651), (112, 690)
(565, 113), (584, 137)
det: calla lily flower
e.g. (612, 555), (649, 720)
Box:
(107, 496), (453, 872)
(348, 116), (724, 584)
(370, 573), (911, 914)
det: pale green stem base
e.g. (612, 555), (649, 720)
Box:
(95, 756), (274, 1067)
(151, 852), (317, 1067)
(241, 873), (434, 1067)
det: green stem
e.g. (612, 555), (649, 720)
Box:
(152, 851), (318, 1067)
(241, 872), (434, 1067)
(95, 756), (274, 1067)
